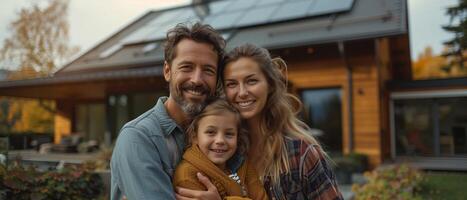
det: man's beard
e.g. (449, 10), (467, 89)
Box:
(170, 81), (214, 117)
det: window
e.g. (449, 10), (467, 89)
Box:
(393, 96), (467, 157)
(301, 88), (343, 154)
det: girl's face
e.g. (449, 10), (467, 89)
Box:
(223, 57), (269, 121)
(194, 113), (238, 170)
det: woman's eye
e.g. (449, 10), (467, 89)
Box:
(247, 79), (258, 85)
(205, 130), (216, 135)
(225, 82), (237, 88)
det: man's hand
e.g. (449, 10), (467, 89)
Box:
(175, 173), (221, 200)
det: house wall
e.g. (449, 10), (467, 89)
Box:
(278, 39), (389, 168)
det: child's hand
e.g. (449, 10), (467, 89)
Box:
(175, 173), (221, 200)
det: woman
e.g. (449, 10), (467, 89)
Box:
(222, 44), (343, 200)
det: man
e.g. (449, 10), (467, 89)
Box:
(111, 22), (225, 200)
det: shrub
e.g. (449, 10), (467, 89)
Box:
(0, 161), (103, 200)
(352, 164), (424, 200)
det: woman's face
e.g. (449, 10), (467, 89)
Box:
(223, 57), (269, 121)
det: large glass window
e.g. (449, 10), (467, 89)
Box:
(75, 103), (106, 143)
(301, 88), (343, 154)
(394, 99), (434, 156)
(394, 97), (467, 157)
(438, 97), (467, 156)
(109, 92), (166, 140)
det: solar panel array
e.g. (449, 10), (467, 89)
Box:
(119, 0), (354, 45)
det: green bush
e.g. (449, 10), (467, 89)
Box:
(0, 161), (103, 200)
(352, 164), (424, 200)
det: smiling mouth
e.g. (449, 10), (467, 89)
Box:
(237, 100), (255, 107)
(184, 88), (205, 97)
(210, 149), (228, 153)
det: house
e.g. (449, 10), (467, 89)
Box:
(1, 0), (465, 169)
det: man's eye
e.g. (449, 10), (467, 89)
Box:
(204, 68), (216, 76)
(180, 66), (192, 71)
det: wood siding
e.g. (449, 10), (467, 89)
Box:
(280, 40), (386, 167)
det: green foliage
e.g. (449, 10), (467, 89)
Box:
(419, 172), (467, 200)
(442, 0), (467, 69)
(334, 152), (368, 173)
(0, 161), (103, 200)
(352, 164), (424, 200)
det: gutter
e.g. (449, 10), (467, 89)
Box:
(338, 41), (354, 153)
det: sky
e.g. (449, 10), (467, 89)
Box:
(0, 0), (189, 59)
(408, 0), (458, 60)
(0, 0), (461, 66)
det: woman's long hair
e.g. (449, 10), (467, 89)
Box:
(223, 44), (322, 184)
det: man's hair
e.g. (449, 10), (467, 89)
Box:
(164, 22), (226, 67)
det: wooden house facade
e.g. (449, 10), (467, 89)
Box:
(2, 0), (464, 169)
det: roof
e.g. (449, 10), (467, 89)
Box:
(388, 77), (467, 90)
(0, 0), (408, 89)
(56, 0), (406, 75)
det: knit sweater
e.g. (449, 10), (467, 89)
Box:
(173, 145), (268, 200)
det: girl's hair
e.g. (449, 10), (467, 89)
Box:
(186, 99), (249, 156)
(223, 43), (322, 184)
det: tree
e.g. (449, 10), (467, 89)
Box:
(0, 0), (77, 134)
(0, 0), (79, 79)
(442, 0), (467, 70)
(412, 46), (467, 79)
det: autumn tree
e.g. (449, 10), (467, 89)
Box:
(0, 0), (77, 134)
(442, 0), (467, 71)
(0, 0), (79, 79)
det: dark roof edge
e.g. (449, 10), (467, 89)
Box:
(387, 77), (467, 90)
(0, 66), (163, 89)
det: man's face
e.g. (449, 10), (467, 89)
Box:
(164, 39), (219, 116)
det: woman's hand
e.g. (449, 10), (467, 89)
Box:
(175, 172), (221, 200)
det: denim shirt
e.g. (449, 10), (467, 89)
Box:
(110, 97), (186, 200)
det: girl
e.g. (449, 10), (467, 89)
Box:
(173, 99), (268, 200)
(222, 44), (343, 200)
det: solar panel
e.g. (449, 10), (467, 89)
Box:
(308, 0), (354, 16)
(269, 0), (313, 22)
(120, 26), (156, 44)
(203, 11), (243, 30)
(256, 0), (286, 7)
(208, 1), (233, 15)
(116, 0), (355, 47)
(148, 9), (185, 25)
(223, 0), (257, 12)
(235, 4), (280, 27)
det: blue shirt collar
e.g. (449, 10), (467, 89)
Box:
(154, 96), (184, 136)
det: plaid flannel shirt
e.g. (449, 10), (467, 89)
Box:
(264, 137), (343, 200)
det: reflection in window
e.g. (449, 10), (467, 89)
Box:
(394, 99), (434, 156)
(394, 97), (467, 157)
(438, 97), (467, 156)
(75, 104), (106, 143)
(301, 88), (342, 154)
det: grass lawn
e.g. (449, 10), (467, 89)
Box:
(419, 172), (467, 200)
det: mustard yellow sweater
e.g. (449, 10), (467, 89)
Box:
(173, 145), (268, 200)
